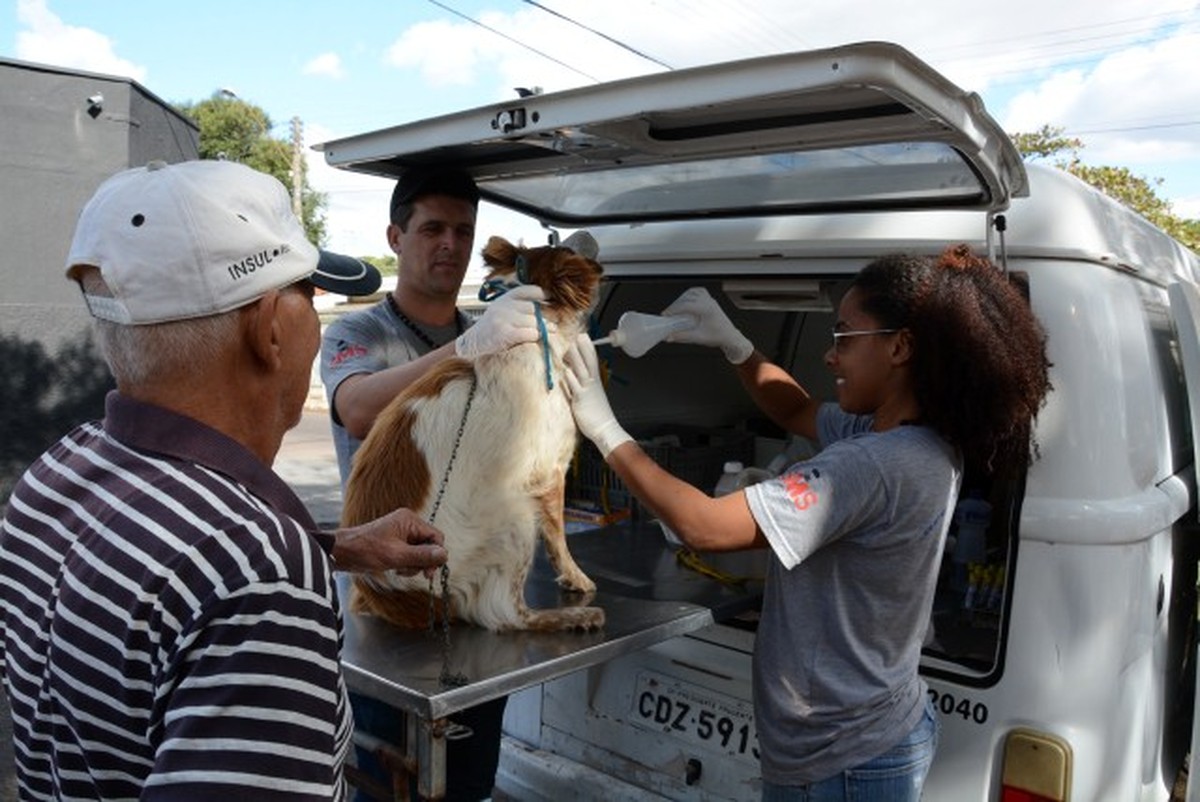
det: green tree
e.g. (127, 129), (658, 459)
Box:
(1011, 125), (1199, 252)
(177, 92), (327, 246)
(361, 254), (398, 277)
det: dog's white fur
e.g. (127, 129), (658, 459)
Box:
(342, 236), (604, 632)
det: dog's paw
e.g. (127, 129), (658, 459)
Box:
(564, 606), (605, 631)
(525, 605), (605, 631)
(557, 570), (596, 594)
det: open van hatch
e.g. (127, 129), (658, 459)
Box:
(315, 41), (1026, 226)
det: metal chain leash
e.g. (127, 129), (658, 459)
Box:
(385, 293), (465, 350)
(426, 370), (476, 688)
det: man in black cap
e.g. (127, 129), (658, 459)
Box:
(320, 166), (535, 801)
(321, 167), (546, 485)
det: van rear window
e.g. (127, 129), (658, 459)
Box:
(489, 142), (988, 225)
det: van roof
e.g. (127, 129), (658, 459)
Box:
(317, 41), (1026, 225)
(589, 164), (1200, 286)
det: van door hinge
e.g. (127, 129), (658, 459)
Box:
(492, 107), (527, 134)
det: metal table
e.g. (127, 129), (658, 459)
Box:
(338, 523), (766, 800)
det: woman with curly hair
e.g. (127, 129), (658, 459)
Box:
(563, 244), (1051, 802)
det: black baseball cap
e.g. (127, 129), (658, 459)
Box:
(389, 167), (480, 222)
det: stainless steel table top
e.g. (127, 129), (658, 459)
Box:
(338, 524), (766, 720)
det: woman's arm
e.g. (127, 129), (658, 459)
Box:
(606, 440), (765, 551)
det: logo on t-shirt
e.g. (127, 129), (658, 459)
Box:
(329, 342), (368, 368)
(783, 467), (819, 511)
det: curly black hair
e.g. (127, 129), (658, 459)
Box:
(850, 244), (1052, 475)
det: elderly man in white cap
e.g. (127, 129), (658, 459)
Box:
(0, 159), (448, 800)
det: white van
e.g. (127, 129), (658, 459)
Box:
(320, 42), (1200, 801)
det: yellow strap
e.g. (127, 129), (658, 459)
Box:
(675, 548), (758, 587)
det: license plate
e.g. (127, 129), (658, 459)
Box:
(630, 670), (759, 762)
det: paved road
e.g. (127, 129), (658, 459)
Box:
(276, 407), (345, 528)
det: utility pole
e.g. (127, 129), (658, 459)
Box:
(290, 116), (303, 218)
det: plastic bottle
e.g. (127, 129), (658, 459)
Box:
(986, 565), (1006, 611)
(950, 490), (991, 593)
(962, 565), (982, 611)
(593, 312), (696, 358)
(714, 461), (772, 496)
(765, 435), (817, 476)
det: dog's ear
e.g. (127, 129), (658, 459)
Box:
(481, 236), (519, 274)
(522, 246), (603, 313)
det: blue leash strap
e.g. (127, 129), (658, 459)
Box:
(534, 303), (553, 390)
(478, 278), (508, 302)
(476, 274), (554, 391)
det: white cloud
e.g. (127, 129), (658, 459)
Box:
(1175, 197), (1200, 220)
(15, 0), (146, 81)
(303, 52), (345, 80)
(304, 123), (392, 256)
(1003, 69), (1089, 132)
(381, 6), (666, 99)
(1001, 28), (1200, 165)
(384, 19), (489, 87)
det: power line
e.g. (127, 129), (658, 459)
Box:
(424, 0), (600, 83)
(929, 12), (1199, 87)
(1068, 120), (1200, 136)
(928, 9), (1197, 60)
(520, 0), (673, 70)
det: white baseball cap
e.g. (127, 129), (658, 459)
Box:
(66, 159), (381, 325)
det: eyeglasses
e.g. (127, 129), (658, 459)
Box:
(831, 328), (900, 351)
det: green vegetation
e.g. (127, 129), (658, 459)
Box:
(1011, 125), (1200, 252)
(176, 92), (328, 246)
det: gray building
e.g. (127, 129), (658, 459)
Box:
(0, 57), (199, 498)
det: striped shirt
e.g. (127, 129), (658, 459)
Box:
(0, 392), (352, 800)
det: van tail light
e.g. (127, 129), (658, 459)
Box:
(1001, 791), (1059, 802)
(1000, 728), (1073, 802)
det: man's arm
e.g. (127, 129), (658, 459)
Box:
(331, 507), (447, 575)
(333, 343), (455, 439)
(325, 286), (549, 439)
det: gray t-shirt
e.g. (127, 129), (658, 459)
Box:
(743, 403), (962, 784)
(319, 299), (466, 487)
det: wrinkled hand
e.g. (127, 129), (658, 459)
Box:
(662, 287), (754, 364)
(563, 333), (633, 458)
(332, 508), (447, 577)
(455, 285), (552, 359)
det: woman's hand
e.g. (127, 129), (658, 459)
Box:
(563, 333), (633, 457)
(662, 287), (754, 364)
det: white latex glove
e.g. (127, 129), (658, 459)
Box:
(661, 287), (754, 364)
(455, 285), (551, 359)
(563, 333), (633, 458)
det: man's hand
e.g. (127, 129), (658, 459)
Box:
(332, 508), (447, 577)
(455, 285), (552, 359)
(563, 333), (633, 458)
(662, 287), (754, 364)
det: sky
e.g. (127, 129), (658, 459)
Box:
(3, 0), (1199, 268)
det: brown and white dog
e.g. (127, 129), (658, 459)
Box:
(341, 234), (605, 632)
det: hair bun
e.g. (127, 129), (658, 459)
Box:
(937, 243), (992, 273)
